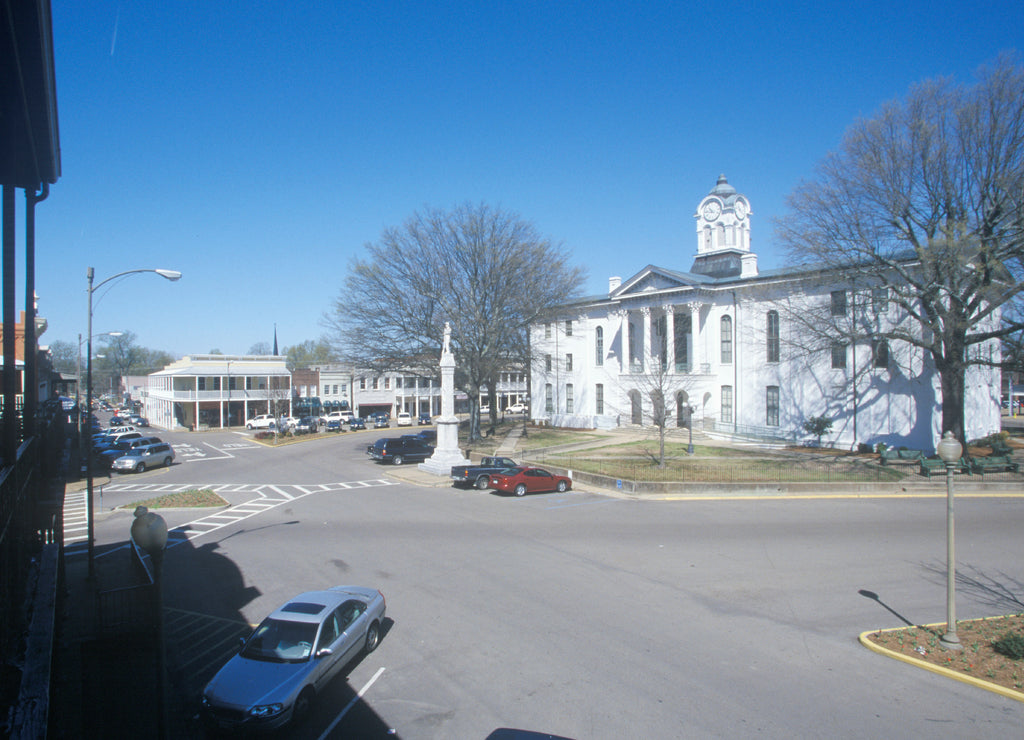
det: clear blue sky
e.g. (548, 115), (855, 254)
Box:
(29, 0), (1023, 358)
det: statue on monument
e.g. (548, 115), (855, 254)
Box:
(443, 321), (451, 355)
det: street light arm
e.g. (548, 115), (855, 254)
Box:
(89, 267), (182, 293)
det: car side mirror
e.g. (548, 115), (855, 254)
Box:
(315, 647), (333, 658)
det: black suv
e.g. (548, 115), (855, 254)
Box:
(367, 436), (434, 465)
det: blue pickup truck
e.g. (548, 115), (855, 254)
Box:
(450, 456), (520, 489)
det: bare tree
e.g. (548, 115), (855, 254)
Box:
(621, 359), (698, 467)
(48, 339), (78, 375)
(248, 341), (272, 355)
(775, 55), (1024, 450)
(323, 203), (586, 442)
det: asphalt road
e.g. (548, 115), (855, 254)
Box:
(84, 424), (1024, 739)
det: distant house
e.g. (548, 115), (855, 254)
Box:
(146, 355), (291, 430)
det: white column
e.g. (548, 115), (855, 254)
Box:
(616, 310), (629, 373)
(641, 307), (652, 372)
(688, 302), (702, 373)
(665, 305), (676, 372)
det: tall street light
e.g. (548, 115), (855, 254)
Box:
(936, 430), (963, 651)
(87, 267), (181, 579)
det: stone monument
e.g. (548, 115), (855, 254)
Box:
(419, 322), (470, 475)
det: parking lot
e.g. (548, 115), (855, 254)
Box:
(67, 418), (1024, 738)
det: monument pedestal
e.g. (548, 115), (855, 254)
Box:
(420, 330), (470, 475)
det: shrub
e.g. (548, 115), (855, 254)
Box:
(992, 631), (1024, 660)
(857, 442), (873, 454)
(875, 442), (888, 454)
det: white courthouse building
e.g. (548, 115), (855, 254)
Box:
(530, 176), (1001, 452)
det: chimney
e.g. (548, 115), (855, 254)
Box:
(609, 276), (621, 293)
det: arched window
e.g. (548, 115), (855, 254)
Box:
(629, 390), (642, 425)
(720, 315), (733, 364)
(676, 391), (690, 428)
(595, 326), (604, 366)
(766, 311), (780, 363)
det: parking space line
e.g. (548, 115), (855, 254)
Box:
(318, 666), (387, 740)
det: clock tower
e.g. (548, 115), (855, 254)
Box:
(691, 174), (757, 278)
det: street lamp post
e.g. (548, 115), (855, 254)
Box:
(936, 430), (963, 651)
(87, 267), (181, 579)
(131, 506), (168, 739)
(687, 405), (695, 455)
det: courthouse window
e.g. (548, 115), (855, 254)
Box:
(831, 341), (847, 369)
(766, 386), (780, 427)
(766, 311), (780, 363)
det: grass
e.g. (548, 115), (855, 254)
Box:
(513, 431), (904, 483)
(121, 488), (228, 509)
(865, 614), (1024, 697)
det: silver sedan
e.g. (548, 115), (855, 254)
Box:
(201, 585), (386, 732)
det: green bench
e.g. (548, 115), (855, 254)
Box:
(970, 455), (1020, 475)
(919, 457), (971, 477)
(880, 448), (926, 465)
(989, 440), (1014, 456)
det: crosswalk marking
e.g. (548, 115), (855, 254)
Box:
(63, 478), (399, 549)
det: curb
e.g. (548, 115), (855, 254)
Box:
(858, 625), (1024, 704)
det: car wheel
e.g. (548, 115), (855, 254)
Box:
(556, 480), (568, 492)
(246, 423), (253, 429)
(135, 462), (146, 473)
(475, 475), (490, 490)
(292, 687), (315, 725)
(163, 457), (173, 468)
(392, 455), (403, 465)
(514, 483), (527, 497)
(364, 621), (380, 653)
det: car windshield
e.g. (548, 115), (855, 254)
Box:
(241, 618), (319, 663)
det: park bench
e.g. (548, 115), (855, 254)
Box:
(969, 455), (1020, 475)
(880, 448), (925, 465)
(989, 440), (1014, 456)
(919, 457), (971, 477)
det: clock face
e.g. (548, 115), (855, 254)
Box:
(734, 200), (747, 220)
(702, 201), (721, 221)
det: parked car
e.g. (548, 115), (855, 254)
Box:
(373, 415), (390, 429)
(281, 416), (300, 430)
(396, 411), (412, 426)
(93, 431), (143, 452)
(246, 414), (277, 430)
(324, 418), (345, 432)
(348, 417), (366, 430)
(417, 412), (432, 425)
(367, 436), (434, 465)
(201, 586), (386, 732)
(414, 429), (437, 445)
(295, 416), (318, 434)
(97, 436), (162, 468)
(505, 402), (528, 414)
(487, 466), (572, 496)
(338, 411), (355, 423)
(321, 411), (345, 425)
(109, 415), (127, 426)
(111, 442), (175, 473)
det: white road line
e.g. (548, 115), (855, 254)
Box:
(266, 485), (294, 500)
(318, 666), (387, 740)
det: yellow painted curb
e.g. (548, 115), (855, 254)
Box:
(859, 623), (1024, 704)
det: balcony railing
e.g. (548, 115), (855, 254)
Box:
(147, 389), (288, 402)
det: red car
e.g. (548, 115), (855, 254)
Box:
(488, 466), (572, 496)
